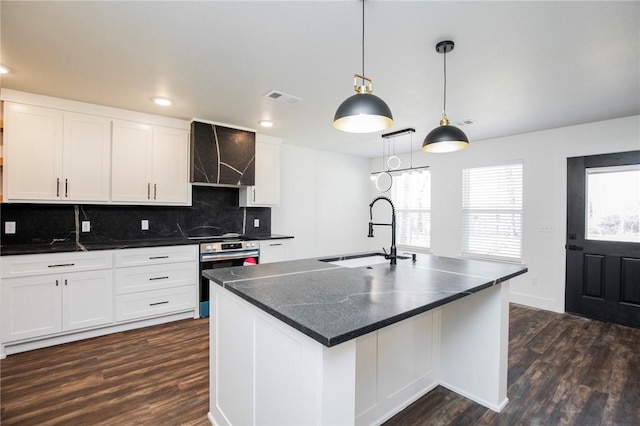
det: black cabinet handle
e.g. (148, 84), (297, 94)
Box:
(565, 244), (584, 251)
(147, 183), (151, 200)
(154, 183), (157, 200)
(149, 301), (169, 306)
(65, 178), (69, 198)
(56, 178), (60, 197)
(48, 263), (75, 268)
(149, 276), (169, 281)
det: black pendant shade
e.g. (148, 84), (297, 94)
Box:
(422, 116), (469, 153)
(333, 0), (393, 133)
(334, 92), (393, 133)
(422, 40), (469, 153)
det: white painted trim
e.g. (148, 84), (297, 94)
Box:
(0, 89), (190, 130)
(1, 310), (196, 358)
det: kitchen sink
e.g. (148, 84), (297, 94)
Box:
(319, 252), (389, 268)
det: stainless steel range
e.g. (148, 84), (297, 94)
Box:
(198, 239), (260, 318)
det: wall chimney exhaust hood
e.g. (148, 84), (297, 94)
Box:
(190, 121), (256, 187)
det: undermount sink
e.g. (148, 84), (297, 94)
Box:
(319, 252), (388, 268)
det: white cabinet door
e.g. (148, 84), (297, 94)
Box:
(62, 269), (114, 331)
(1, 275), (63, 342)
(151, 126), (190, 204)
(111, 120), (153, 202)
(112, 120), (189, 205)
(240, 136), (281, 207)
(62, 112), (111, 202)
(4, 103), (64, 201)
(259, 240), (290, 264)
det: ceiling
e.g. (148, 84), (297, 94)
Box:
(1, 1), (639, 158)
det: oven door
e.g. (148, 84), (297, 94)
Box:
(199, 250), (260, 318)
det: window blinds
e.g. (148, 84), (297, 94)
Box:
(462, 162), (523, 261)
(390, 170), (431, 249)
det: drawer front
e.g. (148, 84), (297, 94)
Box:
(115, 262), (197, 295)
(115, 245), (198, 267)
(115, 286), (196, 322)
(1, 251), (113, 278)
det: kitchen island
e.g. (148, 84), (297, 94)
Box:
(203, 253), (527, 426)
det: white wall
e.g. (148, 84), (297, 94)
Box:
(271, 144), (372, 260)
(369, 115), (640, 313)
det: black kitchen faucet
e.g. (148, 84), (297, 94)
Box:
(368, 196), (397, 265)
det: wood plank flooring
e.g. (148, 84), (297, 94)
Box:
(1, 304), (639, 425)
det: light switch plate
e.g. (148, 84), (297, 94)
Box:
(5, 221), (16, 234)
(141, 219), (149, 231)
(82, 221), (91, 232)
(254, 218), (260, 228)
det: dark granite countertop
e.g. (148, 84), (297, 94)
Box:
(203, 253), (527, 347)
(0, 234), (293, 256)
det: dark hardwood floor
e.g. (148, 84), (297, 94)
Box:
(1, 304), (639, 425)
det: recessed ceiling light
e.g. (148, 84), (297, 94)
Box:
(259, 120), (274, 128)
(0, 65), (10, 74)
(152, 97), (172, 106)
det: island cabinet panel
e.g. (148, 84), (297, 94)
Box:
(210, 285), (357, 426)
(355, 312), (439, 425)
(439, 282), (510, 411)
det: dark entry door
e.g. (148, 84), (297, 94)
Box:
(566, 151), (640, 327)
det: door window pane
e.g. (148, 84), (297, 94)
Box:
(586, 165), (640, 243)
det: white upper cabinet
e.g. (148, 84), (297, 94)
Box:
(111, 120), (190, 205)
(4, 104), (111, 202)
(0, 90), (191, 206)
(4, 103), (64, 201)
(240, 134), (282, 207)
(151, 126), (190, 204)
(63, 112), (111, 201)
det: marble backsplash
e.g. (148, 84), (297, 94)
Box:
(0, 186), (271, 246)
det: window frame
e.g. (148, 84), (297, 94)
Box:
(387, 168), (432, 253)
(461, 161), (524, 263)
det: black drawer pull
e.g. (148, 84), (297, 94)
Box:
(48, 263), (75, 268)
(149, 276), (169, 281)
(149, 301), (169, 306)
(565, 244), (584, 251)
(149, 256), (169, 260)
(269, 243), (283, 247)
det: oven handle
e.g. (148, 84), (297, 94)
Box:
(201, 251), (260, 263)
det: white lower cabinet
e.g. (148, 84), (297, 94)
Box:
(0, 244), (199, 357)
(1, 266), (114, 342)
(114, 245), (198, 322)
(259, 239), (291, 264)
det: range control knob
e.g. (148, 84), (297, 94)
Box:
(205, 245), (213, 252)
(248, 242), (256, 248)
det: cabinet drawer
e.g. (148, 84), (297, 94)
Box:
(1, 251), (113, 278)
(116, 286), (196, 322)
(115, 262), (196, 295)
(115, 245), (198, 267)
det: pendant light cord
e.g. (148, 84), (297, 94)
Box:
(361, 0), (365, 80)
(443, 48), (447, 113)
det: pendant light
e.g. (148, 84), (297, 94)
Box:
(422, 40), (469, 153)
(333, 0), (393, 133)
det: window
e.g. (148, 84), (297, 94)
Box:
(462, 162), (523, 261)
(389, 169), (431, 250)
(586, 165), (640, 243)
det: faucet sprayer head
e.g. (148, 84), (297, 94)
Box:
(367, 222), (374, 238)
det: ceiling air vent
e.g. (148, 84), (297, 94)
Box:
(454, 119), (477, 127)
(264, 90), (303, 105)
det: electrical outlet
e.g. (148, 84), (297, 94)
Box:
(81, 221), (91, 232)
(5, 221), (16, 234)
(254, 218), (260, 228)
(539, 225), (555, 234)
(141, 219), (149, 231)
